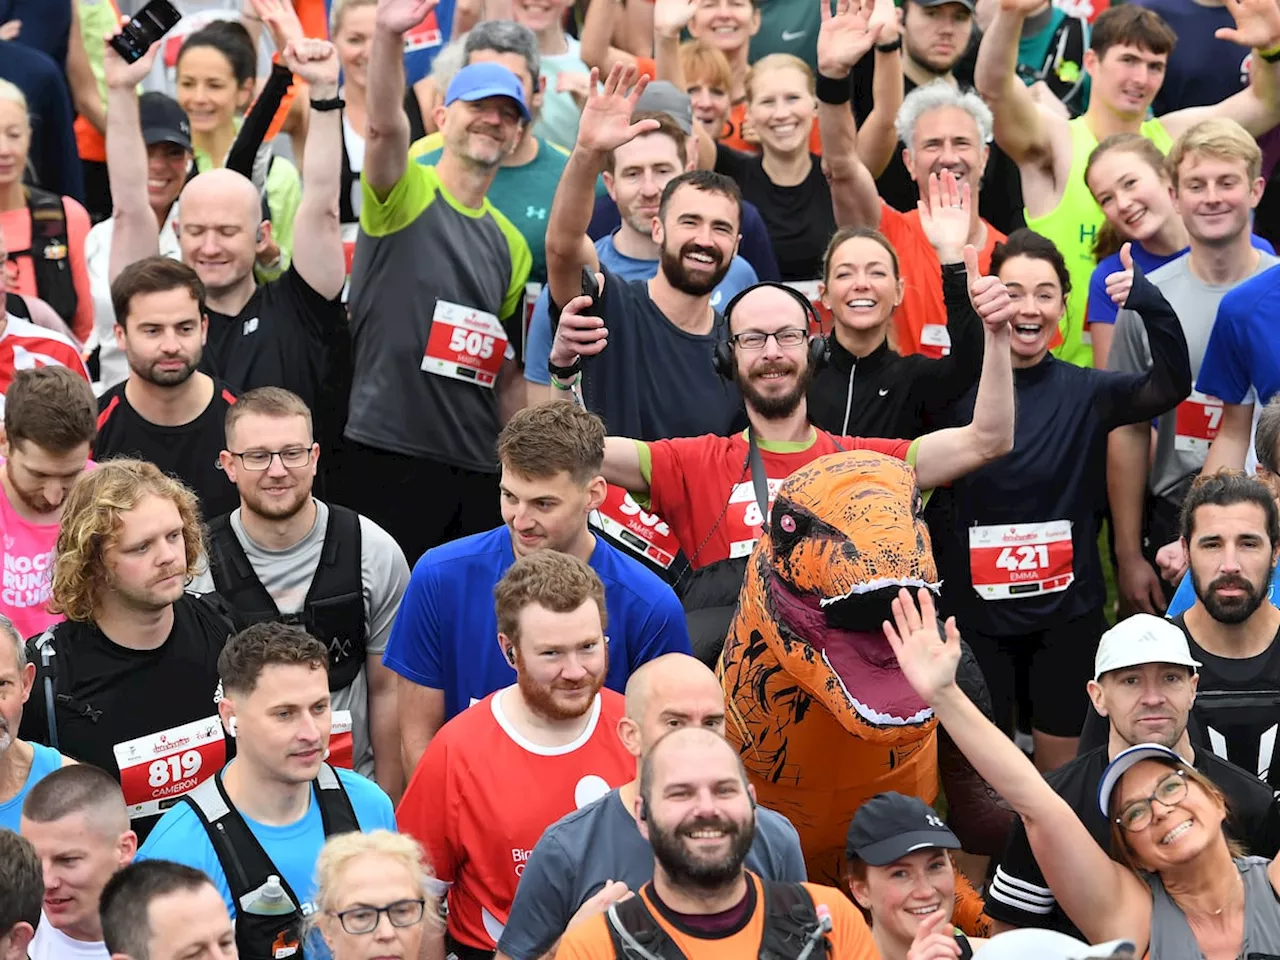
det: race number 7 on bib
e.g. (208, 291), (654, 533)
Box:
(969, 521), (1075, 601)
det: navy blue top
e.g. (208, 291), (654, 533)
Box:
(935, 267), (1192, 636)
(0, 0), (71, 69)
(0, 41), (84, 201)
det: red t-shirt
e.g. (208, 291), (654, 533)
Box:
(396, 689), (633, 951)
(0, 315), (89, 411)
(645, 430), (912, 569)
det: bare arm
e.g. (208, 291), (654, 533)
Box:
(1108, 423), (1164, 614)
(885, 589), (1153, 951)
(1203, 401), (1255, 474)
(104, 35), (163, 282)
(580, 0), (640, 73)
(498, 359), (528, 423)
(281, 39), (346, 299)
(397, 678), (445, 775)
(973, 3), (1057, 170)
(66, 1), (106, 134)
(367, 654), (405, 804)
(857, 2), (904, 178)
(603, 438), (646, 492)
(815, 0), (888, 229)
(366, 0), (438, 199)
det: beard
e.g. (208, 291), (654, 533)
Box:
(133, 352), (201, 387)
(514, 647), (608, 722)
(649, 810), (756, 891)
(6, 462), (56, 514)
(737, 358), (814, 419)
(1192, 565), (1272, 625)
(660, 240), (731, 296)
(108, 564), (186, 612)
(242, 482), (313, 522)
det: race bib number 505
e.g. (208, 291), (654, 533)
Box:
(422, 300), (509, 388)
(113, 717), (226, 820)
(969, 521), (1074, 601)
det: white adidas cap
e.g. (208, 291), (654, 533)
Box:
(1093, 613), (1201, 682)
(974, 929), (1135, 960)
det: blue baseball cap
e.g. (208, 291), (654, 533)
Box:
(444, 62), (531, 122)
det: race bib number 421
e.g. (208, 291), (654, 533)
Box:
(421, 300), (508, 388)
(969, 521), (1074, 601)
(113, 716), (226, 820)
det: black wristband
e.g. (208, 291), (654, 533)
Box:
(310, 96), (346, 112)
(548, 355), (583, 379)
(875, 36), (903, 53)
(815, 72), (852, 105)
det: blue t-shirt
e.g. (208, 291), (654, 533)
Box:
(1087, 234), (1275, 326)
(383, 526), (692, 722)
(525, 234), (758, 385)
(1167, 560), (1280, 618)
(0, 742), (61, 831)
(137, 765), (395, 916)
(1197, 262), (1280, 406)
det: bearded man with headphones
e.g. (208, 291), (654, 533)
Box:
(584, 248), (1020, 663)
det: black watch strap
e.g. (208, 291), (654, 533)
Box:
(310, 96), (346, 112)
(876, 36), (903, 53)
(548, 356), (582, 378)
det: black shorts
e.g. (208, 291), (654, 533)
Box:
(336, 442), (500, 565)
(964, 607), (1107, 738)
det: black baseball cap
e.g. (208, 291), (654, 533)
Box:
(139, 93), (192, 152)
(846, 792), (961, 865)
(912, 0), (976, 11)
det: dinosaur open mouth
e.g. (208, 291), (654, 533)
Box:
(768, 572), (935, 727)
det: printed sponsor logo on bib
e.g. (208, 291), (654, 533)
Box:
(327, 710), (354, 770)
(969, 521), (1074, 600)
(421, 300), (508, 388)
(727, 478), (785, 559)
(919, 323), (952, 359)
(1174, 390), (1224, 455)
(113, 716), (226, 820)
(783, 281), (833, 335)
(590, 486), (680, 570)
(403, 11), (442, 53)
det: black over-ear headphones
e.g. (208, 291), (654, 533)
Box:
(713, 282), (830, 381)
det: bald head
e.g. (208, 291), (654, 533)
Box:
(181, 168), (261, 222)
(177, 169), (264, 298)
(621, 654), (728, 759)
(639, 726), (748, 808)
(727, 284), (810, 337)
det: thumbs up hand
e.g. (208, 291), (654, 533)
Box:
(1104, 242), (1136, 307)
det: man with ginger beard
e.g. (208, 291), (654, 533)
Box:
(396, 551), (633, 960)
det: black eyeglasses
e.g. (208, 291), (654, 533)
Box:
(729, 328), (808, 351)
(228, 447), (314, 471)
(1115, 769), (1189, 833)
(328, 899), (426, 935)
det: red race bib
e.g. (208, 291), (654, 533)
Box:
(969, 521), (1075, 601)
(919, 323), (952, 359)
(590, 486), (681, 570)
(113, 717), (227, 820)
(421, 300), (508, 388)
(403, 11), (442, 53)
(726, 478), (784, 560)
(1174, 391), (1224, 455)
(327, 710), (354, 770)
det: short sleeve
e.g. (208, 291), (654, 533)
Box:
(360, 162), (433, 237)
(494, 211), (533, 322)
(382, 560), (445, 688)
(1196, 293), (1254, 404)
(496, 833), (580, 959)
(524, 288), (556, 385)
(1087, 260), (1120, 327)
(625, 591), (693, 670)
(645, 437), (700, 517)
(985, 820), (1058, 926)
(359, 518), (411, 657)
(396, 734), (458, 882)
(767, 813), (808, 882)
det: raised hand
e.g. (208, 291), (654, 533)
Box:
(281, 38), (341, 95)
(103, 17), (161, 90)
(654, 0), (698, 40)
(567, 880), (633, 931)
(907, 907), (963, 960)
(963, 245), (1016, 332)
(576, 65), (661, 155)
(1217, 0), (1280, 50)
(817, 0), (885, 79)
(1105, 242), (1135, 306)
(550, 277), (609, 368)
(375, 0), (438, 35)
(917, 171), (970, 264)
(883, 587), (962, 706)
(249, 0), (306, 52)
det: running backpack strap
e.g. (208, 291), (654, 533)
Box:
(18, 187), (77, 324)
(314, 763), (361, 837)
(184, 775), (271, 906)
(304, 505), (367, 691)
(758, 881), (830, 960)
(747, 427), (771, 536)
(31, 627), (60, 750)
(206, 514), (282, 628)
(604, 892), (690, 960)
(5, 292), (29, 320)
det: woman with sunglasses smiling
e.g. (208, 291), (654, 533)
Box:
(883, 586), (1280, 960)
(310, 831), (444, 960)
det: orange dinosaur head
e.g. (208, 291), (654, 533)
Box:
(753, 450), (940, 736)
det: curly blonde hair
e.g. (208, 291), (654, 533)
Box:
(50, 459), (206, 623)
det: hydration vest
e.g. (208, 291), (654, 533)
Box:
(5, 292), (28, 319)
(6, 187), (77, 325)
(206, 506), (367, 692)
(184, 765), (360, 960)
(605, 880), (832, 960)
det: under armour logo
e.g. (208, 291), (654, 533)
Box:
(526, 206), (547, 220)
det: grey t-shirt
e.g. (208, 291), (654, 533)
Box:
(191, 500), (410, 775)
(495, 789), (807, 960)
(1109, 251), (1277, 500)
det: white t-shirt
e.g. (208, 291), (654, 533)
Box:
(29, 919), (109, 960)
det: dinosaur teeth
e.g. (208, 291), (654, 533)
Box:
(818, 578), (943, 607)
(821, 651), (935, 726)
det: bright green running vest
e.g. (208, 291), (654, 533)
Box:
(1025, 115), (1172, 368)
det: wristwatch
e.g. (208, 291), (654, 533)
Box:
(548, 355), (583, 379)
(876, 36), (903, 53)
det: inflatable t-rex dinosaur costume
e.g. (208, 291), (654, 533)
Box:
(720, 451), (1010, 922)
